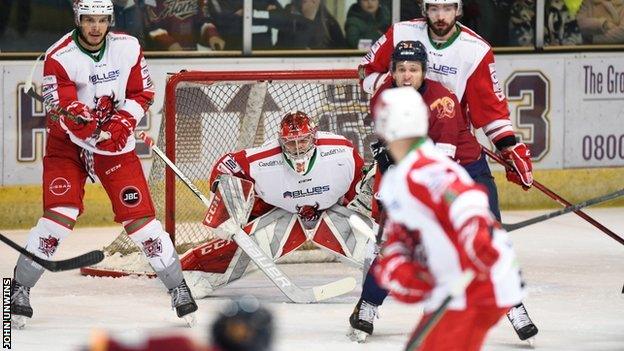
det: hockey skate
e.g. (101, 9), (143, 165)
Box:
(507, 303), (538, 346)
(10, 279), (33, 329)
(169, 279), (198, 327)
(347, 298), (378, 343)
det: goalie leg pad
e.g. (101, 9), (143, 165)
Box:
(126, 218), (183, 290)
(346, 163), (376, 218)
(248, 208), (306, 259)
(181, 208), (306, 291)
(311, 205), (375, 267)
(15, 206), (78, 287)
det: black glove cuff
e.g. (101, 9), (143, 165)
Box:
(494, 135), (517, 151)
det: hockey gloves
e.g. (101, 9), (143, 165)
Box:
(96, 111), (136, 152)
(93, 95), (116, 122)
(374, 222), (434, 304)
(500, 143), (533, 189)
(370, 139), (394, 175)
(61, 101), (98, 140)
(458, 217), (500, 275)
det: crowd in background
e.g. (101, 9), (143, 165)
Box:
(0, 0), (623, 52)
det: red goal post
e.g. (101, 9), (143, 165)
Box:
(82, 69), (374, 277)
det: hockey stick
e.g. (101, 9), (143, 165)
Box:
(0, 233), (104, 272)
(502, 188), (624, 232)
(139, 132), (356, 303)
(349, 215), (377, 242)
(24, 54), (110, 142)
(404, 270), (475, 351)
(483, 148), (624, 246)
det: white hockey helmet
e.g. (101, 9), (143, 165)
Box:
(73, 0), (115, 26)
(374, 87), (429, 142)
(422, 0), (462, 16)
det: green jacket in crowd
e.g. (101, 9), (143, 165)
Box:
(344, 2), (392, 49)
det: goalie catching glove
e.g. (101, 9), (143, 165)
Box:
(96, 111), (136, 152)
(203, 175), (255, 241)
(57, 101), (98, 140)
(500, 142), (533, 189)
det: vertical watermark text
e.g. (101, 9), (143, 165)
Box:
(2, 278), (10, 349)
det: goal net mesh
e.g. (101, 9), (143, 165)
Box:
(87, 70), (374, 275)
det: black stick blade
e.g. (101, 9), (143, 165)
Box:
(1, 233), (104, 272)
(36, 250), (105, 272)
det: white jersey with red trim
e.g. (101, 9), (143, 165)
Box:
(378, 139), (524, 312)
(241, 132), (362, 214)
(42, 30), (154, 155)
(361, 19), (513, 141)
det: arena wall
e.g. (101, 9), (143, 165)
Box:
(1, 53), (622, 228)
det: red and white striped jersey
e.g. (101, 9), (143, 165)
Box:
(42, 30), (155, 155)
(209, 132), (364, 215)
(376, 140), (524, 312)
(361, 19), (514, 143)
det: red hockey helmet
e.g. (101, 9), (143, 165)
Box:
(278, 111), (317, 174)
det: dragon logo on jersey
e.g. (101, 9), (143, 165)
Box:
(430, 96), (455, 120)
(296, 202), (321, 222)
(38, 235), (60, 257)
(93, 93), (118, 121)
(141, 237), (162, 258)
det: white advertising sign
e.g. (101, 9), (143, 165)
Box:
(564, 57), (624, 167)
(2, 53), (623, 185)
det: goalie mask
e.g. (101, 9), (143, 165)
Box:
(278, 111), (317, 175)
(73, 0), (115, 26)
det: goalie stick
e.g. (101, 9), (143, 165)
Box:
(0, 233), (104, 272)
(24, 53), (110, 142)
(483, 148), (624, 246)
(502, 188), (624, 232)
(405, 270), (475, 351)
(139, 132), (356, 303)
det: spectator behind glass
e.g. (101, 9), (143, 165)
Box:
(275, 0), (347, 49)
(462, 0), (511, 46)
(345, 0), (391, 50)
(144, 0), (225, 51)
(577, 0), (624, 44)
(509, 0), (536, 46)
(0, 0), (30, 38)
(545, 0), (582, 45)
(112, 0), (145, 46)
(0, 0), (74, 52)
(381, 0), (423, 20)
(206, 0), (283, 50)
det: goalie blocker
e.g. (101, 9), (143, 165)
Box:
(180, 175), (375, 293)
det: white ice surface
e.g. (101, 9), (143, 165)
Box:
(1, 208), (623, 351)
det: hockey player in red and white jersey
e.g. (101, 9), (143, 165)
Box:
(372, 87), (525, 351)
(359, 0), (538, 341)
(180, 111), (373, 292)
(360, 0), (533, 192)
(9, 0), (197, 328)
(348, 39), (487, 342)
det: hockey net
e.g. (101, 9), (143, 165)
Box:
(81, 69), (375, 277)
